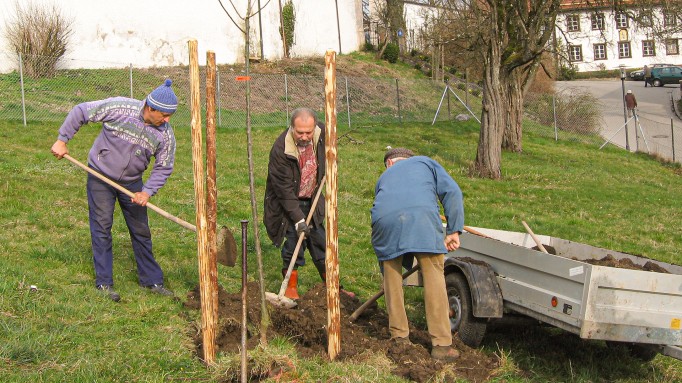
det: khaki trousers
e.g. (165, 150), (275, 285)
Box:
(383, 252), (452, 346)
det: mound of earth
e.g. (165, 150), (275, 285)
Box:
(184, 281), (499, 382)
(576, 254), (670, 273)
(532, 246), (670, 274)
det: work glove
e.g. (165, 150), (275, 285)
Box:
(295, 220), (311, 238)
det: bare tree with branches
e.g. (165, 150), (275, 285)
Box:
(217, 0), (273, 345)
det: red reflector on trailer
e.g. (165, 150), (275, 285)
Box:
(551, 296), (558, 307)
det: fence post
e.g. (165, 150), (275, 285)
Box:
(345, 76), (351, 129)
(19, 53), (27, 127)
(395, 78), (402, 124)
(217, 70), (222, 127)
(284, 74), (290, 123)
(672, 119), (676, 162)
(129, 63), (133, 98)
(465, 68), (469, 108)
(446, 78), (451, 120)
(553, 94), (558, 141)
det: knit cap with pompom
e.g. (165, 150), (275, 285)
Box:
(146, 79), (178, 114)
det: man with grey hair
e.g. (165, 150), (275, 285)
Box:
(264, 107), (327, 299)
(371, 147), (464, 362)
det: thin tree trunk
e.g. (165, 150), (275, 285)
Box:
(244, 5), (270, 345)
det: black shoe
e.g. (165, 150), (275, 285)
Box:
(146, 284), (174, 296)
(97, 285), (121, 302)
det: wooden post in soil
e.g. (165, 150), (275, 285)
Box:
(188, 39), (217, 365)
(240, 220), (249, 383)
(324, 49), (340, 360)
(205, 51), (219, 321)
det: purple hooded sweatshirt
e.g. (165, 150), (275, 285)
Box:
(57, 97), (176, 196)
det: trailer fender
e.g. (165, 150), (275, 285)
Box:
(444, 257), (503, 318)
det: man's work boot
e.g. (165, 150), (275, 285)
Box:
(431, 345), (460, 363)
(283, 269), (299, 300)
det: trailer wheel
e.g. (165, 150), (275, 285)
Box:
(445, 272), (487, 348)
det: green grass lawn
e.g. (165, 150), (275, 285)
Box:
(1, 118), (681, 382)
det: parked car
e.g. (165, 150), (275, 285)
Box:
(629, 63), (674, 80)
(650, 66), (682, 86)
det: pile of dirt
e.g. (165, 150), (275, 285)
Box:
(578, 254), (670, 273)
(184, 282), (499, 382)
(532, 246), (671, 274)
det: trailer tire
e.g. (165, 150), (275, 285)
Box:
(445, 272), (487, 348)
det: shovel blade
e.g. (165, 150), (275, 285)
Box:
(265, 291), (298, 309)
(216, 226), (238, 267)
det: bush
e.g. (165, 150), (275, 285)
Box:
(382, 42), (399, 64)
(363, 41), (375, 52)
(280, 1), (295, 57)
(558, 65), (577, 81)
(4, 1), (73, 78)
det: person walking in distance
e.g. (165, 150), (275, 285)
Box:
(50, 79), (179, 302)
(370, 147), (464, 362)
(644, 65), (652, 87)
(263, 108), (327, 300)
(625, 89), (638, 117)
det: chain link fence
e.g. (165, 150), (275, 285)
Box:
(1, 51), (680, 164)
(0, 52), (483, 130)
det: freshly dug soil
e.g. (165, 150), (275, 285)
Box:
(531, 245), (670, 274)
(184, 281), (499, 382)
(576, 254), (670, 273)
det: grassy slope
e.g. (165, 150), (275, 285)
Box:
(1, 117), (681, 382)
(0, 51), (680, 383)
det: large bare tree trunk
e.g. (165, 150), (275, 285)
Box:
(475, 42), (504, 179)
(502, 72), (524, 152)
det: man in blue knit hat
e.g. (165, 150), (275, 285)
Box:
(51, 79), (178, 302)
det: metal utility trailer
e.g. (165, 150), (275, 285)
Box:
(411, 227), (682, 361)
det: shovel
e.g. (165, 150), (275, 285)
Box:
(265, 175), (326, 309)
(348, 264), (420, 322)
(62, 154), (237, 266)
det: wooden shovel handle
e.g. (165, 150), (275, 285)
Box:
(522, 221), (548, 254)
(277, 175), (327, 297)
(62, 154), (196, 232)
(348, 264), (420, 322)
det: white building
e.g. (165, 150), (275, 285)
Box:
(557, 1), (682, 72)
(0, 0), (364, 73)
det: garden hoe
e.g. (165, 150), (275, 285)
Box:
(265, 175), (326, 309)
(62, 154), (237, 266)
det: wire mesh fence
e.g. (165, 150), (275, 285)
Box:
(0, 52), (484, 129)
(1, 51), (681, 164)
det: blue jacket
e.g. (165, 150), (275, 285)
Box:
(57, 97), (176, 196)
(370, 156), (464, 261)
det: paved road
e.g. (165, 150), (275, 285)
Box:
(556, 79), (681, 158)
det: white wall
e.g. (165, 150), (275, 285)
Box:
(0, 0), (364, 73)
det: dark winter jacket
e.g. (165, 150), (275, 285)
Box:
(263, 125), (326, 247)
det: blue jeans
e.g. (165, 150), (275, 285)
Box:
(281, 200), (326, 276)
(86, 173), (163, 287)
